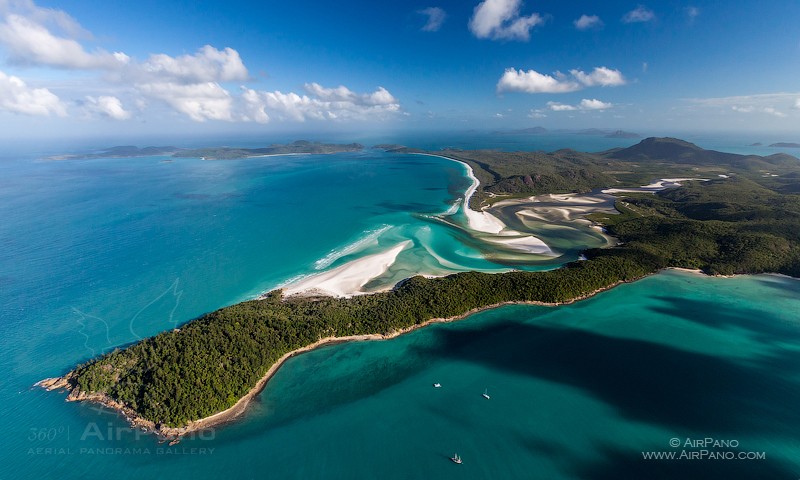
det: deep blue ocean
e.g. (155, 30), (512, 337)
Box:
(2, 131), (799, 479)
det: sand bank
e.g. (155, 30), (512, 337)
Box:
(283, 241), (412, 297)
(602, 178), (708, 194)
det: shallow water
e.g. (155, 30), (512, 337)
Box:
(2, 135), (798, 479)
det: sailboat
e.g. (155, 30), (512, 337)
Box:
(482, 388), (490, 400)
(451, 453), (463, 464)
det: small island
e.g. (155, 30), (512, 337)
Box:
(769, 142), (800, 148)
(46, 140), (364, 161)
(605, 130), (640, 139)
(39, 137), (800, 440)
(47, 145), (181, 160)
(173, 140), (364, 160)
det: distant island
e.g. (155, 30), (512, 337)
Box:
(372, 143), (406, 151)
(46, 140), (364, 161)
(750, 142), (763, 146)
(39, 137), (800, 441)
(47, 145), (181, 160)
(605, 130), (640, 139)
(490, 126), (548, 135)
(576, 128), (641, 138)
(173, 140), (364, 160)
(770, 142), (800, 148)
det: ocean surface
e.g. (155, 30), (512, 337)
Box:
(2, 132), (799, 479)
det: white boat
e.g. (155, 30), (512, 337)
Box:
(433, 383), (441, 388)
(451, 453), (462, 464)
(482, 388), (490, 400)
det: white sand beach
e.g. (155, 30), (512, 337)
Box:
(602, 178), (708, 194)
(283, 241), (412, 297)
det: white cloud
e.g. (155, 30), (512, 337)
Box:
(527, 109), (546, 118)
(83, 95), (131, 120)
(580, 98), (613, 110)
(622, 5), (655, 23)
(418, 7), (446, 32)
(238, 83), (401, 123)
(0, 0), (90, 37)
(689, 93), (799, 119)
(0, 1), (401, 124)
(123, 46), (251, 122)
(642, 62), (648, 73)
(497, 66), (625, 93)
(0, 13), (126, 69)
(547, 102), (577, 111)
(685, 6), (700, 22)
(570, 67), (626, 87)
(761, 107), (786, 118)
(730, 105), (785, 117)
(137, 82), (233, 122)
(0, 70), (66, 115)
(574, 14), (602, 30)
(137, 45), (248, 84)
(497, 68), (578, 93)
(469, 0), (544, 41)
(547, 98), (612, 112)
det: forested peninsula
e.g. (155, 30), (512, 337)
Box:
(40, 138), (800, 439)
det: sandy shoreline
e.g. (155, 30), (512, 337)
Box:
(38, 271), (648, 440)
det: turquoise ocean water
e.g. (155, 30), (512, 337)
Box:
(2, 132), (799, 478)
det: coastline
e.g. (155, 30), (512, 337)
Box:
(38, 273), (640, 440)
(411, 152), (506, 233)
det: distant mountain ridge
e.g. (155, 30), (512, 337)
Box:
(606, 137), (799, 169)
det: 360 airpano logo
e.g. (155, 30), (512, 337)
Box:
(641, 437), (766, 461)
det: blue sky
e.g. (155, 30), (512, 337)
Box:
(0, 0), (798, 139)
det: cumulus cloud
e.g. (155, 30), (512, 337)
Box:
(579, 98), (613, 110)
(418, 7), (446, 32)
(497, 68), (578, 93)
(622, 5), (654, 23)
(497, 66), (625, 93)
(0, 13), (126, 69)
(570, 67), (625, 87)
(469, 0), (544, 41)
(0, 70), (66, 115)
(83, 95), (131, 120)
(546, 101), (577, 111)
(239, 83), (400, 123)
(547, 98), (613, 112)
(138, 82), (233, 122)
(0, 1), (402, 124)
(137, 46), (248, 84)
(574, 14), (602, 30)
(527, 109), (546, 118)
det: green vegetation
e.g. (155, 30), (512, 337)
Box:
(63, 137), (800, 429)
(72, 254), (650, 427)
(173, 140), (363, 160)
